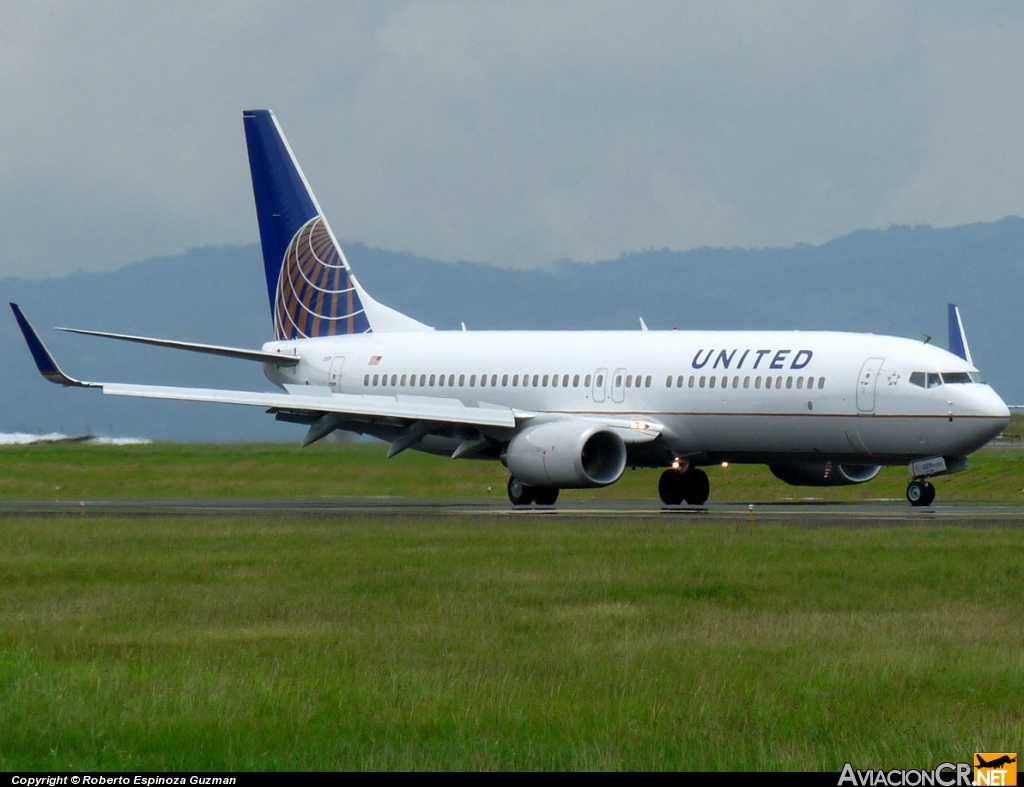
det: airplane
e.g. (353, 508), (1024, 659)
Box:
(10, 109), (1012, 508)
(976, 755), (1016, 769)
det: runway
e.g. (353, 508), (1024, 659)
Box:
(1, 497), (1022, 525)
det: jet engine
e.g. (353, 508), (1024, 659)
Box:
(505, 421), (627, 488)
(768, 461), (882, 487)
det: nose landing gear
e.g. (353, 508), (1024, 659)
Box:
(906, 479), (936, 507)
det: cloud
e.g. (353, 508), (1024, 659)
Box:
(2, 1), (1023, 278)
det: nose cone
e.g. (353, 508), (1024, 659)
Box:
(968, 385), (1012, 444)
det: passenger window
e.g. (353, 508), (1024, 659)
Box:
(562, 375), (569, 387)
(480, 374), (487, 387)
(645, 375), (651, 388)
(446, 374), (453, 386)
(591, 375), (599, 387)
(391, 374), (398, 386)
(469, 375), (476, 386)
(511, 374), (518, 386)
(615, 375), (622, 387)
(765, 376), (772, 389)
(400, 374), (407, 386)
(677, 375), (684, 388)
(755, 376), (761, 389)
(743, 376), (750, 389)
(732, 376), (739, 389)
(542, 374), (549, 387)
(699, 376), (706, 388)
(796, 377), (803, 389)
(688, 375), (695, 388)
(364, 374), (370, 386)
(551, 375), (558, 388)
(666, 375), (673, 388)
(817, 377), (825, 390)
(492, 375), (498, 387)
(806, 376), (814, 389)
(459, 374), (465, 386)
(373, 374), (379, 386)
(429, 374), (436, 386)
(573, 374), (580, 387)
(532, 374), (539, 387)
(786, 376), (793, 389)
(502, 374), (508, 386)
(709, 376), (716, 389)
(776, 376), (783, 389)
(436, 375), (443, 387)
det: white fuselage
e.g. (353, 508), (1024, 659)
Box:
(259, 329), (1010, 467)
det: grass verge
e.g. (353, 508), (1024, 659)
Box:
(0, 515), (1021, 770)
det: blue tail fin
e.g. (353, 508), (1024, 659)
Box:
(243, 110), (371, 340)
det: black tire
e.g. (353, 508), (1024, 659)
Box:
(922, 481), (936, 506)
(533, 487), (560, 506)
(683, 468), (710, 506)
(508, 476), (535, 506)
(658, 469), (685, 505)
(907, 480), (927, 506)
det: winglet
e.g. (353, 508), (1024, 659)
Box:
(9, 304), (95, 388)
(947, 303), (973, 365)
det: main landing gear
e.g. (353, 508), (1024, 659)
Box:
(658, 467), (710, 506)
(507, 477), (559, 506)
(906, 479), (936, 507)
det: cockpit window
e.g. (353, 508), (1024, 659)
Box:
(910, 370), (985, 388)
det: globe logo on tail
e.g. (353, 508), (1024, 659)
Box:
(274, 217), (369, 340)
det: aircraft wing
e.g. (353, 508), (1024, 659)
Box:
(101, 382), (519, 428)
(12, 302), (518, 434)
(12, 302), (662, 449)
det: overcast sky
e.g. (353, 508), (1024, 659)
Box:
(3, 1), (1023, 278)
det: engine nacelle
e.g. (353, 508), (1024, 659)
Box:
(505, 421), (627, 488)
(769, 461), (882, 487)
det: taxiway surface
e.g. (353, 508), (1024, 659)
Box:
(1, 498), (1021, 526)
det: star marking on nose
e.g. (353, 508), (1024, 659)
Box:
(888, 373), (901, 386)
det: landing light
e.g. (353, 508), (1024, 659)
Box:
(631, 421), (650, 431)
(671, 458), (681, 470)
(721, 462), (729, 468)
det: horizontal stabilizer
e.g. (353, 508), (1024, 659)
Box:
(56, 327), (300, 366)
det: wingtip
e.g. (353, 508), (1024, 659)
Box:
(9, 303), (92, 387)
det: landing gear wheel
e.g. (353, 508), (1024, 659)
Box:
(907, 480), (934, 507)
(533, 488), (560, 506)
(685, 468), (710, 506)
(659, 469), (686, 505)
(508, 477), (535, 506)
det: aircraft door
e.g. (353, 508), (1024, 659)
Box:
(592, 368), (608, 403)
(328, 356), (346, 392)
(611, 367), (627, 404)
(856, 357), (884, 413)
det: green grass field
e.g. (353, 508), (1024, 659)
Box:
(0, 438), (1022, 503)
(0, 440), (1021, 770)
(1, 515), (1021, 771)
